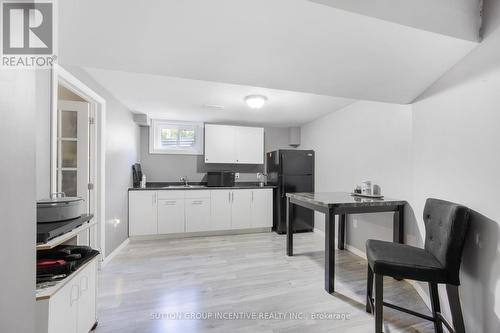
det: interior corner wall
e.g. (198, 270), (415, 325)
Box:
(411, 23), (500, 333)
(0, 70), (37, 333)
(300, 100), (414, 251)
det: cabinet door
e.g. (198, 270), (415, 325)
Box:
(77, 260), (97, 333)
(185, 198), (211, 232)
(251, 189), (273, 228)
(235, 126), (264, 164)
(48, 279), (79, 333)
(204, 124), (236, 163)
(231, 190), (252, 229)
(129, 191), (158, 236)
(158, 199), (185, 234)
(210, 190), (232, 230)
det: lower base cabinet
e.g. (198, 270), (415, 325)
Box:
(36, 257), (97, 333)
(129, 188), (273, 236)
(185, 198), (211, 232)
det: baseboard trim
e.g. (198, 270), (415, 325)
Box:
(130, 227), (272, 241)
(100, 238), (129, 268)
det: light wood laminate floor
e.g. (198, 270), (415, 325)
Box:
(95, 232), (434, 333)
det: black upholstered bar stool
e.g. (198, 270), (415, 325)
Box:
(365, 198), (471, 333)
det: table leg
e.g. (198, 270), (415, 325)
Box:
(286, 197), (293, 256)
(338, 214), (346, 250)
(325, 210), (336, 293)
(393, 204), (405, 244)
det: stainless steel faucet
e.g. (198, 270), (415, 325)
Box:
(180, 176), (189, 186)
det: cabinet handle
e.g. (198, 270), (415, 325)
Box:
(70, 284), (79, 306)
(232, 192), (234, 202)
(162, 200), (176, 206)
(252, 191), (254, 202)
(192, 200), (203, 205)
(228, 192), (231, 203)
(80, 276), (88, 292)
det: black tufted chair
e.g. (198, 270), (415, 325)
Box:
(365, 198), (471, 333)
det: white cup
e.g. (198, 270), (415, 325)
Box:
(362, 181), (372, 195)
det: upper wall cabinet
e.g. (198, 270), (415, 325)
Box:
(204, 124), (264, 164)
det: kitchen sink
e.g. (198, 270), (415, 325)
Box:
(163, 185), (207, 189)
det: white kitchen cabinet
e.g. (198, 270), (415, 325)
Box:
(235, 127), (264, 164)
(76, 261), (97, 333)
(251, 189), (273, 228)
(158, 199), (185, 234)
(37, 258), (98, 333)
(231, 190), (253, 229)
(204, 124), (236, 163)
(204, 124), (264, 164)
(210, 190), (232, 230)
(185, 198), (211, 232)
(129, 191), (157, 236)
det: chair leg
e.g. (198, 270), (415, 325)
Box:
(375, 274), (384, 333)
(446, 285), (466, 333)
(428, 283), (443, 333)
(366, 265), (374, 313)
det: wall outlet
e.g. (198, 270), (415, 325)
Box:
(235, 173), (240, 179)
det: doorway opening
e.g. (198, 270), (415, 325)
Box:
(51, 65), (106, 258)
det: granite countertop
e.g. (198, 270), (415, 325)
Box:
(129, 182), (277, 191)
(286, 192), (406, 208)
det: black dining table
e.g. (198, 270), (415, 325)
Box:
(286, 192), (406, 294)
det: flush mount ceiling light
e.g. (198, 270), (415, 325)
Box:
(245, 95), (268, 109)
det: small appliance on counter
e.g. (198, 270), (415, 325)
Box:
(132, 163), (143, 188)
(207, 171), (235, 187)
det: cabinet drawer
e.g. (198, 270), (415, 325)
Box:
(184, 190), (211, 199)
(157, 190), (185, 200)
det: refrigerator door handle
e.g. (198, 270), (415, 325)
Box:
(281, 176), (285, 198)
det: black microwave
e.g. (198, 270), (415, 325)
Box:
(207, 171), (235, 187)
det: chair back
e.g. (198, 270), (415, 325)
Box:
(423, 198), (471, 285)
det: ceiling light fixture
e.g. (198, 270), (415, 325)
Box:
(245, 95), (267, 109)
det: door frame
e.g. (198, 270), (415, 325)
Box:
(51, 64), (107, 258)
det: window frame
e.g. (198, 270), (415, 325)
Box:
(149, 120), (204, 155)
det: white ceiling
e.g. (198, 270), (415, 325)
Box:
(310, 0), (482, 41)
(58, 0), (480, 125)
(84, 68), (355, 127)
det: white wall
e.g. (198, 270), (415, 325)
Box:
(301, 23), (500, 332)
(301, 101), (415, 251)
(139, 126), (293, 183)
(64, 66), (140, 257)
(0, 70), (37, 333)
(411, 23), (500, 333)
(35, 65), (140, 257)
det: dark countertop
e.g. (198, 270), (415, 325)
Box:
(129, 182), (276, 191)
(286, 192), (406, 208)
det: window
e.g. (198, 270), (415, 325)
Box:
(150, 120), (204, 155)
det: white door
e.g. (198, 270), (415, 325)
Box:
(77, 260), (97, 333)
(158, 199), (185, 234)
(251, 189), (273, 228)
(129, 191), (158, 236)
(235, 127), (264, 164)
(210, 190), (232, 230)
(231, 190), (252, 229)
(57, 100), (91, 245)
(185, 198), (211, 232)
(204, 124), (236, 163)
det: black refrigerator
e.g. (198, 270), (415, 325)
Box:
(266, 150), (314, 234)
